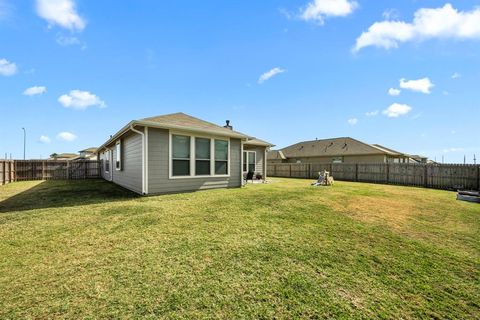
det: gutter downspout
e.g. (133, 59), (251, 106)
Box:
(130, 125), (147, 195)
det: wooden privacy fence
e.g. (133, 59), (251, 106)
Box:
(0, 161), (15, 185)
(0, 160), (101, 184)
(267, 163), (480, 191)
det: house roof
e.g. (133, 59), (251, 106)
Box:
(79, 147), (98, 153)
(140, 113), (250, 139)
(277, 137), (406, 158)
(267, 150), (286, 160)
(98, 112), (273, 151)
(244, 138), (275, 147)
(52, 153), (79, 159)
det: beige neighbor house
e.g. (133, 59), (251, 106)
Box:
(49, 153), (79, 161)
(268, 137), (416, 164)
(78, 147), (98, 160)
(97, 113), (274, 195)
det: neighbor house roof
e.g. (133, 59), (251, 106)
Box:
(98, 112), (273, 151)
(79, 147), (98, 153)
(267, 150), (287, 160)
(52, 153), (79, 159)
(274, 137), (406, 159)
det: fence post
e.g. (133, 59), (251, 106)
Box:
(477, 165), (480, 191)
(424, 164), (428, 188)
(355, 164), (358, 182)
(386, 163), (389, 183)
(66, 161), (70, 180)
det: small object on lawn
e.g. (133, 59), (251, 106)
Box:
(456, 190), (480, 203)
(312, 170), (334, 187)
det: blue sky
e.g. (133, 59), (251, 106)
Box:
(1, 0), (479, 163)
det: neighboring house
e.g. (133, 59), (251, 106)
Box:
(97, 112), (274, 195)
(49, 153), (79, 161)
(268, 137), (415, 164)
(78, 147), (98, 160)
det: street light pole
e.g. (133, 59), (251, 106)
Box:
(22, 127), (26, 160)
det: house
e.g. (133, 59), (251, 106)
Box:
(97, 112), (274, 195)
(78, 147), (98, 160)
(268, 137), (414, 164)
(49, 153), (79, 161)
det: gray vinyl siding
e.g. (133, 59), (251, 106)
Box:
(111, 132), (143, 193)
(147, 128), (242, 194)
(243, 145), (266, 176)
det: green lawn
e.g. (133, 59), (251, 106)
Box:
(0, 179), (478, 319)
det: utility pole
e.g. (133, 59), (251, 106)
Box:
(464, 155), (466, 165)
(22, 127), (26, 160)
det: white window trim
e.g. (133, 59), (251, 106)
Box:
(243, 150), (256, 173)
(169, 131), (231, 179)
(115, 140), (122, 171)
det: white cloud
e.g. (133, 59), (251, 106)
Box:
(39, 135), (51, 144)
(399, 77), (434, 94)
(388, 88), (401, 96)
(347, 118), (358, 125)
(258, 67), (286, 84)
(382, 8), (400, 21)
(56, 34), (78, 45)
(23, 86), (47, 96)
(443, 147), (464, 153)
(301, 0), (358, 24)
(58, 90), (106, 110)
(0, 58), (17, 76)
(383, 103), (412, 118)
(451, 72), (461, 79)
(0, 0), (12, 20)
(36, 0), (86, 31)
(57, 131), (77, 141)
(365, 110), (379, 117)
(353, 4), (480, 52)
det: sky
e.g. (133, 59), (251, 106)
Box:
(1, 0), (479, 163)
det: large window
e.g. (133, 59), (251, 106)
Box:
(332, 156), (343, 164)
(195, 137), (211, 175)
(115, 141), (122, 170)
(172, 135), (191, 176)
(215, 139), (228, 175)
(170, 134), (229, 178)
(243, 151), (256, 173)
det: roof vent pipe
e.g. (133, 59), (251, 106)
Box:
(224, 120), (233, 130)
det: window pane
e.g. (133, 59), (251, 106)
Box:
(248, 152), (255, 165)
(173, 160), (190, 176)
(195, 138), (210, 160)
(248, 164), (255, 172)
(173, 135), (190, 159)
(215, 161), (227, 175)
(215, 140), (228, 160)
(196, 160), (210, 175)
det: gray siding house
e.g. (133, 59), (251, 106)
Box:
(97, 113), (273, 195)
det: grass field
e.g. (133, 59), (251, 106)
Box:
(0, 179), (479, 319)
